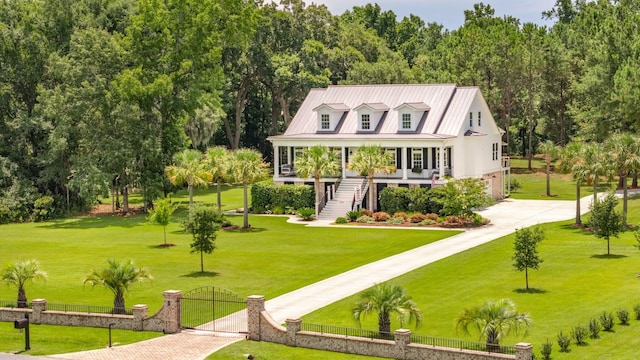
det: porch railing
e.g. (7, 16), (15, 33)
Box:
(351, 179), (368, 211)
(317, 174), (342, 214)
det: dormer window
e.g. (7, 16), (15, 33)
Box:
(361, 114), (371, 130)
(321, 114), (330, 129)
(313, 103), (349, 132)
(469, 112), (473, 127)
(402, 114), (411, 129)
(355, 103), (388, 132)
(478, 111), (482, 126)
(394, 102), (429, 132)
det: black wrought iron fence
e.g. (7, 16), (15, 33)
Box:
(0, 299), (30, 308)
(300, 323), (392, 340)
(296, 322), (515, 355)
(410, 334), (515, 355)
(45, 303), (133, 315)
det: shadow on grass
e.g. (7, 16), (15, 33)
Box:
(221, 226), (267, 233)
(181, 271), (220, 278)
(39, 215), (146, 229)
(591, 254), (628, 259)
(513, 288), (547, 294)
(148, 244), (177, 249)
(559, 223), (587, 234)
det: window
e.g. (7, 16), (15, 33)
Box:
(321, 114), (330, 129)
(411, 148), (423, 169)
(436, 148), (448, 168)
(294, 147), (304, 162)
(384, 148), (397, 167)
(478, 112), (482, 126)
(492, 142), (499, 161)
(402, 113), (411, 129)
(361, 114), (370, 130)
(469, 112), (473, 127)
(279, 147), (289, 165)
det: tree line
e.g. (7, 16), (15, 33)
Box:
(2, 0), (639, 218)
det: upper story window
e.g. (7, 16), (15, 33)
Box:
(492, 142), (498, 161)
(321, 114), (330, 129)
(402, 113), (411, 129)
(478, 112), (482, 126)
(361, 114), (371, 130)
(469, 112), (473, 127)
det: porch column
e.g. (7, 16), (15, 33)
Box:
(342, 147), (347, 179)
(274, 145), (280, 177)
(401, 146), (408, 180)
(439, 145), (445, 175)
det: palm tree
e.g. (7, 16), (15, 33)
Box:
(537, 140), (559, 197)
(582, 142), (612, 204)
(558, 142), (588, 225)
(352, 283), (422, 337)
(230, 148), (268, 229)
(456, 298), (531, 351)
(204, 146), (231, 211)
(1, 259), (47, 308)
(347, 145), (395, 211)
(84, 259), (152, 314)
(606, 133), (640, 226)
(165, 149), (212, 213)
(294, 145), (341, 214)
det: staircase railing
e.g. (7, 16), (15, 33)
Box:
(317, 173), (342, 215)
(351, 178), (369, 211)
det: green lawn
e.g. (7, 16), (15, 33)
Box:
(0, 186), (456, 354)
(292, 197), (640, 360)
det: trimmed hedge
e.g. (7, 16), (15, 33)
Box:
(251, 181), (314, 213)
(379, 186), (444, 215)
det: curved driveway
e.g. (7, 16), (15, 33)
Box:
(36, 195), (602, 359)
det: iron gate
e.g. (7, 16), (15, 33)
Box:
(181, 287), (247, 333)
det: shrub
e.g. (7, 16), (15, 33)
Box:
(271, 205), (284, 215)
(356, 215), (374, 223)
(510, 178), (522, 192)
(385, 217), (404, 225)
(418, 219), (436, 226)
(297, 208), (316, 221)
(372, 212), (390, 222)
(425, 213), (438, 221)
(409, 213), (427, 223)
(251, 181), (314, 212)
(571, 325), (588, 345)
(379, 187), (410, 214)
(588, 318), (601, 339)
(557, 330), (571, 352)
(346, 210), (360, 222)
(600, 312), (614, 331)
(471, 213), (490, 225)
(540, 339), (553, 360)
(32, 195), (56, 222)
(393, 212), (408, 221)
(360, 209), (373, 217)
(634, 303), (640, 320)
(335, 217), (348, 224)
(617, 308), (630, 325)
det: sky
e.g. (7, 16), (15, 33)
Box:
(307, 0), (559, 30)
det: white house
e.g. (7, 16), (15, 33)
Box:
(268, 84), (510, 213)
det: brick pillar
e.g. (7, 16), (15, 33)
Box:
(162, 290), (182, 334)
(394, 329), (411, 359)
(132, 304), (148, 331)
(515, 343), (533, 360)
(31, 299), (46, 324)
(285, 318), (301, 346)
(247, 295), (265, 341)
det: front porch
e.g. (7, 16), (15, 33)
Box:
(273, 145), (453, 182)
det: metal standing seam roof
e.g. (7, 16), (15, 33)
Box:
(277, 84), (478, 140)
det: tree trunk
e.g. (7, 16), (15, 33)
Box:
(593, 179), (598, 205)
(378, 312), (391, 338)
(200, 250), (204, 272)
(114, 293), (126, 314)
(216, 182), (222, 212)
(486, 329), (500, 352)
(368, 176), (376, 212)
(314, 177), (321, 215)
(575, 181), (581, 225)
(525, 267), (529, 290)
(163, 225), (167, 245)
(123, 187), (129, 213)
(607, 237), (610, 255)
(243, 183), (250, 229)
(622, 175), (628, 227)
(545, 158), (551, 197)
(17, 287), (27, 308)
(188, 185), (194, 214)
